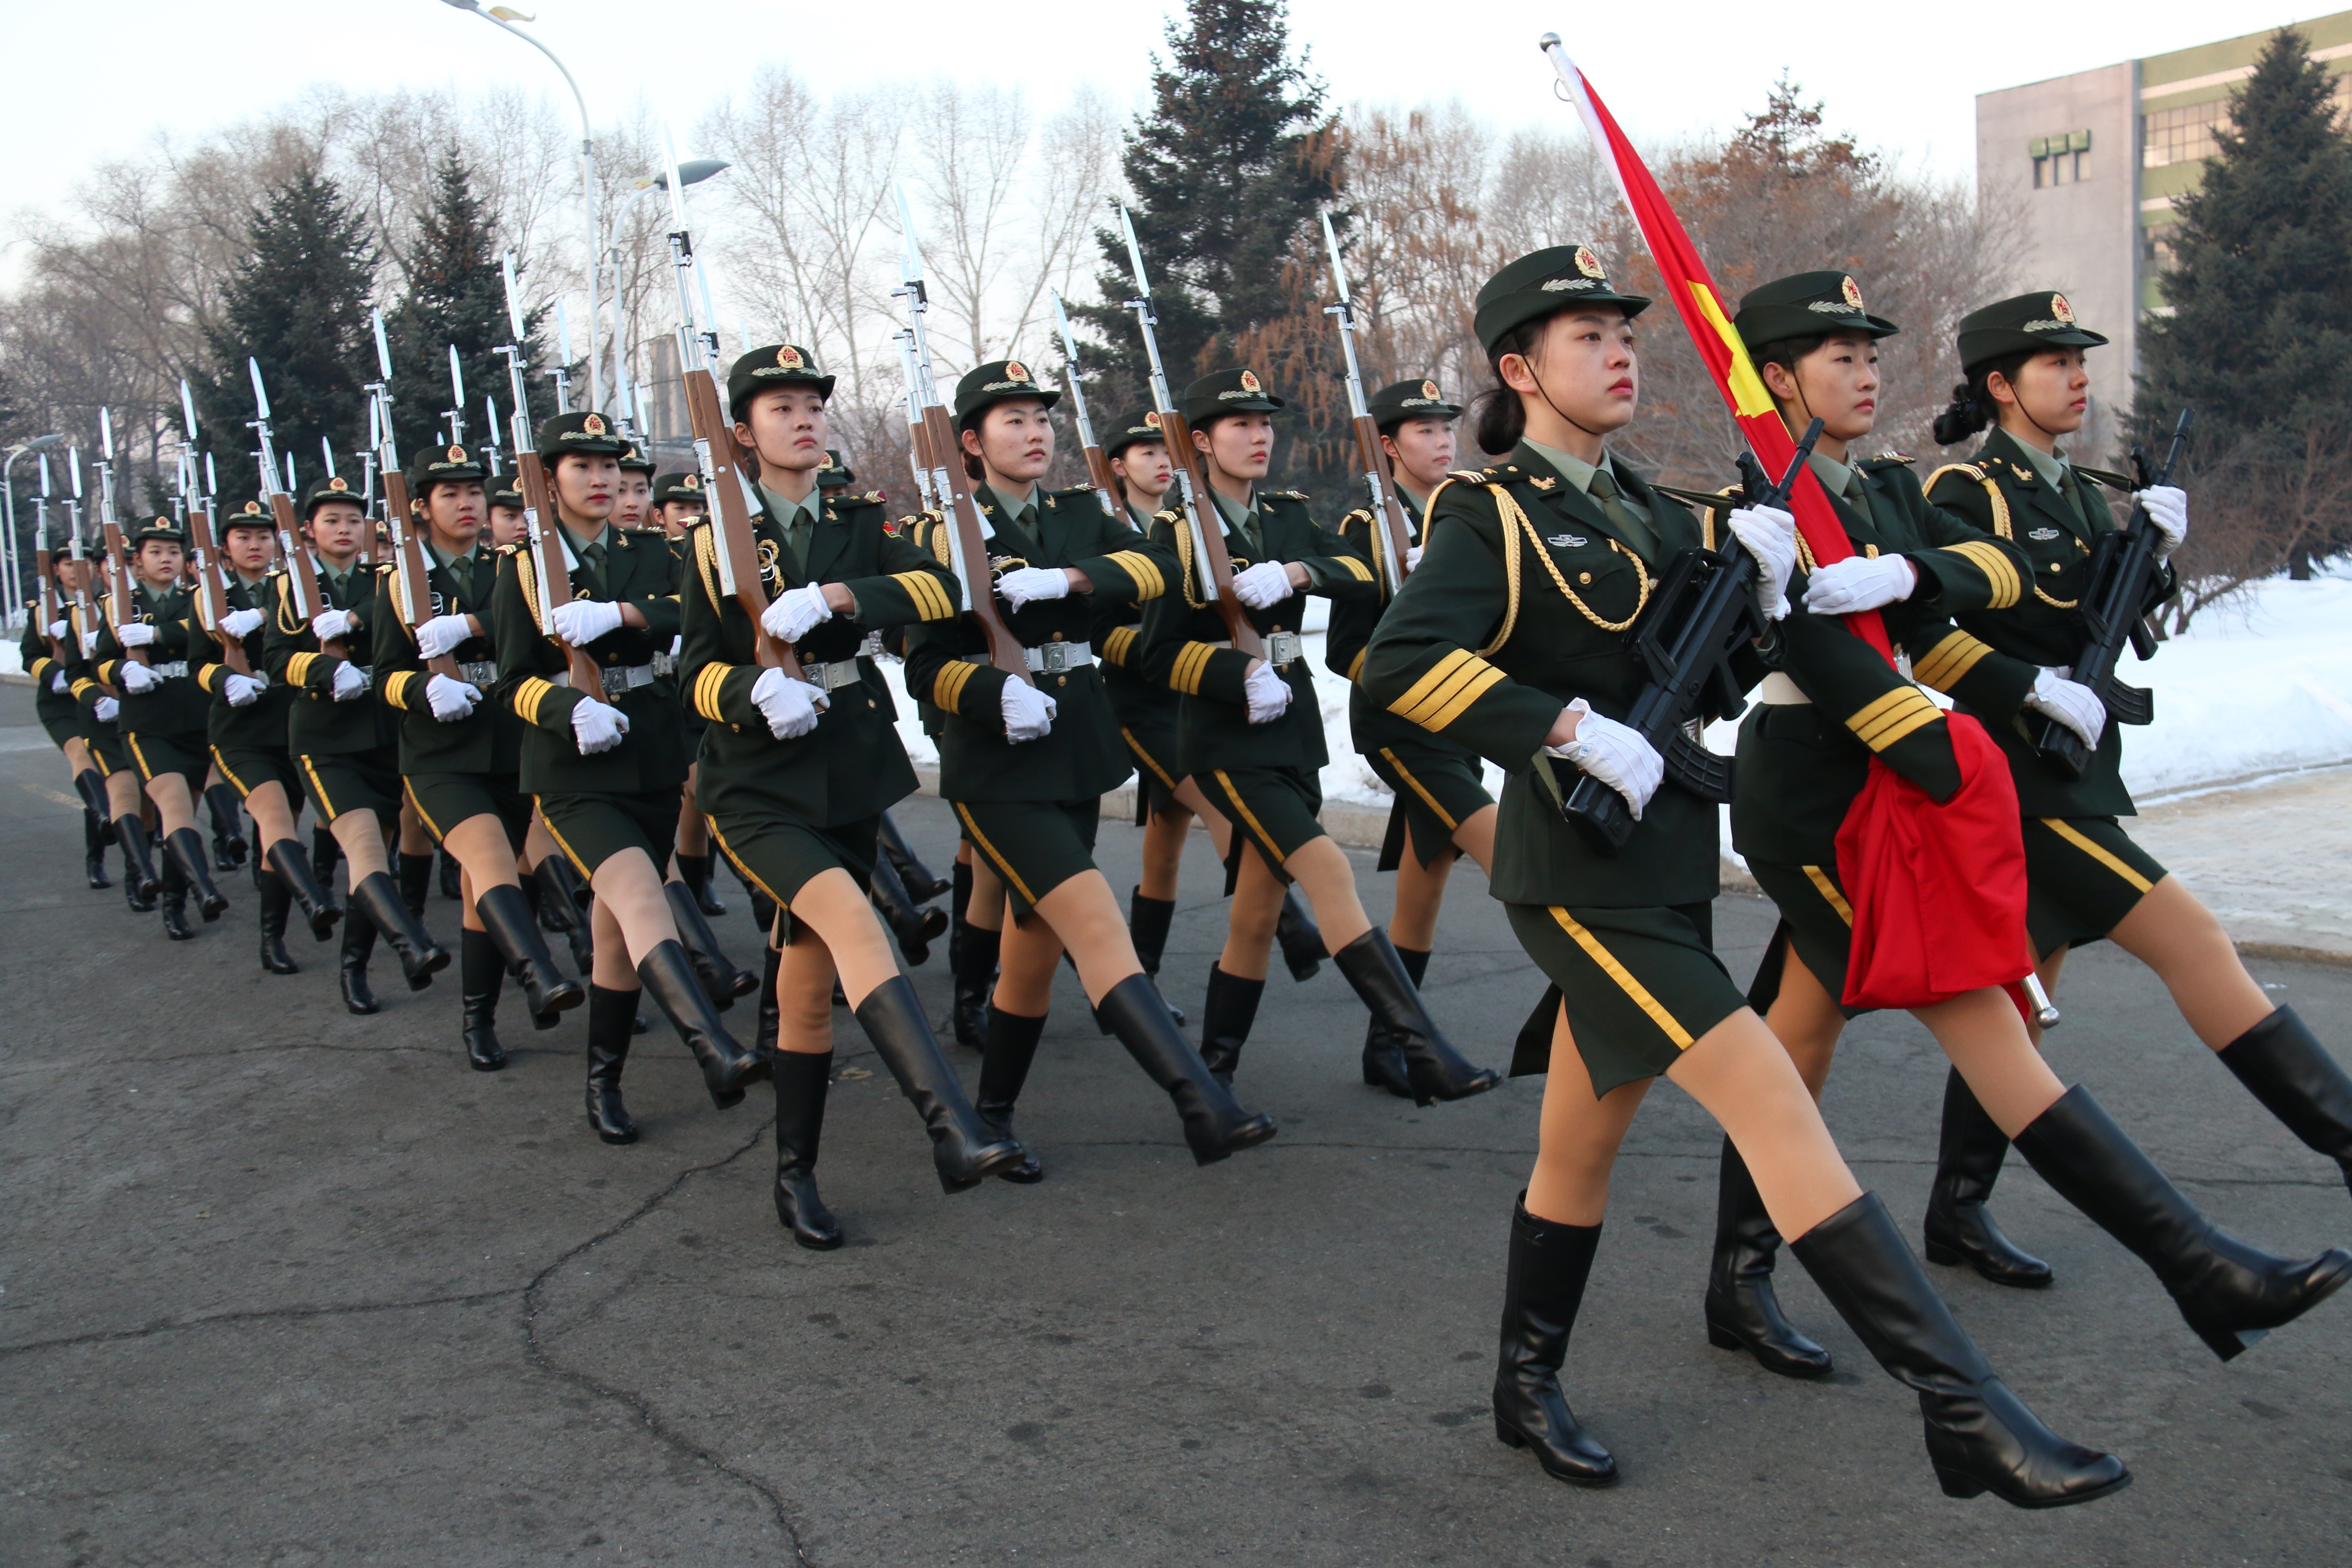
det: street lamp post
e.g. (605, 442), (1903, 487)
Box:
(437, 0), (604, 415)
(3, 434), (67, 633)
(605, 159), (728, 438)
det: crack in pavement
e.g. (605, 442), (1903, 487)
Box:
(0, 1286), (521, 1357)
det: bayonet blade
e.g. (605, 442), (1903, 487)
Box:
(447, 345), (466, 410)
(1320, 209), (1351, 305)
(248, 357), (272, 420)
(69, 447), (82, 498)
(180, 378), (200, 443)
(1117, 205), (1150, 297)
(205, 454), (217, 494)
(320, 437), (337, 479)
(100, 407), (114, 462)
(372, 306), (393, 383)
(1050, 289), (1083, 366)
(39, 453), (51, 496)
(662, 127), (693, 239)
(895, 184), (926, 285)
(501, 251), (526, 342)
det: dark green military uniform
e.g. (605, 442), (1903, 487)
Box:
(1920, 293), (2174, 954)
(190, 504), (303, 802)
(1088, 407), (1186, 824)
(21, 594), (83, 749)
(1133, 372), (1379, 883)
(904, 363), (1181, 915)
(1718, 273), (2038, 1012)
(375, 446), (532, 849)
(1327, 377), (1496, 870)
(490, 413), (690, 877)
(261, 481), (401, 824)
(66, 594), (131, 778)
(94, 525), (213, 789)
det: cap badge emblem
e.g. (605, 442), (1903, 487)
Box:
(1144, 411), (1164, 431)
(683, 475), (701, 490)
(447, 445), (466, 464)
(777, 345), (804, 370)
(1421, 380), (1441, 401)
(328, 476), (349, 491)
(1574, 246), (1606, 279)
(583, 414), (607, 436)
(243, 501), (263, 515)
(1004, 360), (1029, 384)
(1239, 370), (1262, 395)
(1841, 275), (1865, 310)
(2051, 293), (2075, 324)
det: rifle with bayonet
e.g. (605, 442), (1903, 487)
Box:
(1112, 204), (1262, 659)
(1561, 417), (1826, 853)
(1048, 288), (1120, 517)
(248, 357), (334, 657)
(891, 336), (940, 514)
(64, 450), (98, 664)
(894, 184), (1029, 681)
(495, 254), (602, 697)
(375, 309), (460, 682)
(1318, 209), (1415, 595)
(91, 409), (150, 668)
(2036, 407), (2192, 780)
(34, 455), (63, 664)
(179, 379), (249, 677)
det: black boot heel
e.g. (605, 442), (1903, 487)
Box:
(340, 914), (381, 1015)
(460, 927), (508, 1072)
(1097, 974), (1276, 1166)
(1924, 1068), (2052, 1287)
(1332, 929), (1499, 1105)
(855, 976), (1026, 1190)
(256, 869), (299, 974)
(266, 839), (341, 941)
(637, 940), (762, 1108)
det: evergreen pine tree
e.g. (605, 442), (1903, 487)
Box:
(383, 150), (545, 463)
(192, 168), (377, 499)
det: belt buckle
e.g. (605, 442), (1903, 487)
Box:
(1039, 642), (1072, 673)
(1266, 631), (1302, 668)
(600, 667), (628, 700)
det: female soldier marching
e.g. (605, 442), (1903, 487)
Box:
(1362, 245), (2126, 1506)
(1916, 291), (2352, 1259)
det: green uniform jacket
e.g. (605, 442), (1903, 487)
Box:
(20, 601), (81, 733)
(1725, 455), (2037, 866)
(905, 485), (1180, 802)
(1088, 501), (1173, 732)
(681, 492), (959, 827)
(372, 543), (523, 777)
(94, 581), (211, 738)
(490, 524), (687, 795)
(262, 559), (396, 757)
(1134, 489), (1380, 776)
(1921, 426), (2175, 817)
(1361, 446), (1756, 909)
(1328, 494), (1489, 776)
(65, 596), (116, 730)
(189, 573), (298, 752)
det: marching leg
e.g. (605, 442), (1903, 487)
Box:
(583, 983), (639, 1144)
(255, 866), (299, 974)
(1274, 887), (1325, 982)
(1198, 964), (1264, 1088)
(976, 1005), (1048, 1183)
(770, 1047), (838, 1248)
(1360, 943), (1426, 1097)
(163, 827), (230, 922)
(877, 809), (951, 902)
(1126, 885), (1185, 1026)
(663, 878), (759, 1007)
(459, 925), (508, 1072)
(854, 976), (1026, 1191)
(1330, 928), (1501, 1104)
(473, 882), (585, 1027)
(340, 906), (381, 1015)
(1923, 1067), (2053, 1286)
(266, 838), (343, 941)
(1492, 1195), (1617, 1485)
(1703, 1135), (1831, 1375)
(1095, 974), (1278, 1165)
(349, 871), (451, 990)
(205, 781), (247, 873)
(2217, 1006), (2352, 1197)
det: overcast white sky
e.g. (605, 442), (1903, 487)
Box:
(0, 0), (2317, 249)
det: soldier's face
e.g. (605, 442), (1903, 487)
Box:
(488, 505), (527, 548)
(134, 541), (184, 585)
(221, 525), (273, 575)
(1504, 309), (1639, 440)
(423, 481), (485, 552)
(612, 471), (652, 526)
(1111, 440), (1172, 499)
(736, 389), (829, 475)
(1990, 349), (2089, 438)
(1765, 332), (1880, 447)
(1196, 413), (1274, 482)
(965, 400), (1055, 488)
(551, 455), (619, 525)
(308, 502), (369, 564)
(1381, 418), (1458, 493)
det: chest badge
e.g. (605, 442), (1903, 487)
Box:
(2027, 526), (2061, 541)
(1547, 533), (1588, 549)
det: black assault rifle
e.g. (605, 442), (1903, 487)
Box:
(2035, 407), (2192, 779)
(1562, 417), (1824, 853)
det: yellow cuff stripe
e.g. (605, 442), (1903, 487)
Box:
(382, 671), (412, 710)
(1347, 647), (1366, 682)
(931, 658), (977, 712)
(1170, 641), (1217, 696)
(1801, 864), (1855, 925)
(1912, 629), (1997, 692)
(1845, 685), (1945, 751)
(1335, 554), (1375, 582)
(894, 570), (957, 622)
(287, 651), (319, 687)
(692, 662), (733, 723)
(2041, 818), (2154, 894)
(1102, 625), (1139, 667)
(1548, 906), (1693, 1049)
(1388, 647), (1504, 732)
(1102, 550), (1166, 600)
(1942, 539), (2022, 609)
(30, 657), (53, 680)
(514, 675), (557, 726)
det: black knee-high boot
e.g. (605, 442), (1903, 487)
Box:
(349, 871), (450, 989)
(857, 976), (1025, 1189)
(2010, 1085), (2352, 1360)
(877, 810), (950, 901)
(311, 825), (342, 911)
(340, 906), (380, 1014)
(1126, 887), (1185, 1026)
(951, 912), (1000, 1053)
(674, 849), (726, 916)
(437, 846), (461, 900)
(1360, 943), (1427, 1097)
(1789, 1193), (2129, 1507)
(977, 1006), (1048, 1182)
(1198, 964), (1264, 1087)
(115, 815), (160, 906)
(164, 827), (230, 922)
(1924, 1068), (2052, 1287)
(256, 868), (299, 974)
(397, 848), (432, 919)
(1097, 974), (1278, 1165)
(156, 852), (196, 940)
(1274, 887), (1325, 981)
(1330, 929), (1500, 1104)
(533, 856), (594, 972)
(83, 805), (114, 889)
(460, 926), (507, 1072)
(663, 879), (758, 1007)
(754, 943), (781, 1057)
(2218, 1006), (2352, 1197)
(636, 940), (763, 1109)
(266, 838), (342, 940)
(473, 882), (584, 1026)
(869, 851), (947, 967)
(771, 1047), (838, 1247)
(1492, 1196), (1617, 1486)
(1703, 1136), (1831, 1376)
(205, 782), (246, 872)
(584, 983), (638, 1143)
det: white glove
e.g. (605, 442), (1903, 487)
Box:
(224, 672), (267, 707)
(570, 695), (631, 754)
(548, 598), (623, 647)
(115, 621), (157, 648)
(310, 608), (356, 643)
(1546, 698), (1665, 821)
(2024, 665), (2106, 749)
(750, 667), (830, 739)
(1231, 560), (1296, 610)
(47, 618), (68, 640)
(93, 695), (119, 722)
(426, 673), (481, 723)
(219, 607), (264, 640)
(999, 677), (1058, 743)
(1406, 545), (1424, 570)
(1243, 659), (1292, 725)
(118, 661), (159, 694)
(996, 566), (1072, 609)
(80, 628), (100, 657)
(1726, 505), (1798, 621)
(2135, 485), (2187, 560)
(415, 613), (474, 659)
(330, 662), (370, 701)
(49, 671), (68, 694)
(758, 583), (833, 643)
(1803, 553), (1918, 617)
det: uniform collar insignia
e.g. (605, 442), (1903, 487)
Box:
(2010, 462), (2036, 484)
(1528, 475), (1556, 490)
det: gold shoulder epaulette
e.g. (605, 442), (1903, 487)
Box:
(2075, 463), (2132, 490)
(1263, 489), (1310, 502)
(861, 490), (884, 504)
(1865, 450), (1915, 466)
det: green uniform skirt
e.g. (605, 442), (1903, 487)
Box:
(125, 729), (208, 790)
(2024, 815), (2168, 957)
(707, 809), (878, 943)
(1745, 859), (1870, 1021)
(209, 743), (302, 802)
(87, 723), (130, 778)
(536, 785), (685, 879)
(298, 749), (403, 825)
(404, 771), (533, 853)
(1365, 738), (1493, 871)
(953, 797), (1102, 921)
(1120, 711), (1186, 825)
(1503, 901), (1747, 1097)
(1198, 764), (1325, 890)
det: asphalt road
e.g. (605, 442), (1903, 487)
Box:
(3, 682), (2349, 1567)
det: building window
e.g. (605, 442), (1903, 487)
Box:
(2141, 99), (2230, 168)
(2142, 221), (2181, 271)
(2031, 129), (2091, 187)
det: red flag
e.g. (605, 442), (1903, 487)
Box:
(1540, 36), (2029, 1008)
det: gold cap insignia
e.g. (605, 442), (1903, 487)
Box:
(447, 445), (466, 464)
(1144, 411), (1164, 431)
(1004, 360), (1030, 384)
(583, 413), (607, 436)
(2051, 293), (2075, 324)
(683, 475), (701, 490)
(328, 476), (349, 492)
(1574, 246), (1606, 279)
(243, 500), (263, 515)
(1239, 370), (1262, 395)
(1421, 379), (1441, 401)
(1841, 275), (1864, 310)
(777, 345), (803, 370)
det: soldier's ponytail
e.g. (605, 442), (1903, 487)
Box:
(1932, 350), (2033, 446)
(1471, 320), (1547, 456)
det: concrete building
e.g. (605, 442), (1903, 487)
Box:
(1976, 12), (2352, 406)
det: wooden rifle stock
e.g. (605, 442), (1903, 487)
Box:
(515, 449), (604, 695)
(1151, 405), (1262, 658)
(36, 542), (63, 664)
(918, 401), (1031, 680)
(384, 472), (462, 680)
(1079, 439), (1122, 519)
(186, 504), (251, 677)
(98, 521), (151, 667)
(1350, 410), (1417, 588)
(679, 364), (800, 678)
(272, 493), (346, 662)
